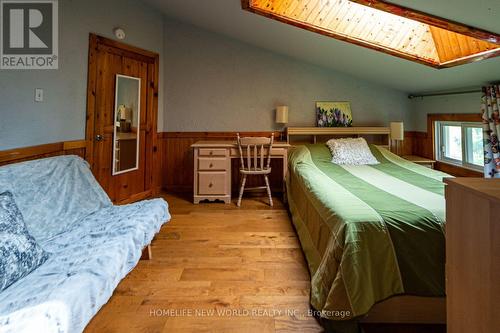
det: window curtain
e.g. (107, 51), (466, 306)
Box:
(482, 85), (500, 178)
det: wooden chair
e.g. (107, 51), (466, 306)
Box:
(236, 133), (274, 207)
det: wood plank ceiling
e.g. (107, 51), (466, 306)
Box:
(242, 0), (500, 68)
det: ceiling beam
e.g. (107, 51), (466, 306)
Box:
(438, 48), (500, 69)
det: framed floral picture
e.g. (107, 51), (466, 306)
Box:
(316, 101), (353, 127)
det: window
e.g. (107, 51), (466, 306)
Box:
(435, 121), (484, 171)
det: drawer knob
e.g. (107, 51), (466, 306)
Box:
(209, 182), (213, 188)
(209, 163), (213, 168)
(209, 151), (213, 155)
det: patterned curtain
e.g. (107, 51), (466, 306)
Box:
(482, 85), (500, 178)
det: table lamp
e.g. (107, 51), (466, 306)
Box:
(390, 121), (404, 155)
(276, 106), (289, 140)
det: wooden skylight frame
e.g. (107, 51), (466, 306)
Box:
(241, 0), (500, 68)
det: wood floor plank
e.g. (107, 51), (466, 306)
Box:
(180, 268), (266, 282)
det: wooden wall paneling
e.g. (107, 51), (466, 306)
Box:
(160, 132), (198, 192)
(0, 140), (87, 167)
(402, 131), (415, 156)
(230, 158), (283, 195)
(407, 131), (433, 160)
(434, 162), (483, 178)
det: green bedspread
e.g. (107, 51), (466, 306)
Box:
(286, 144), (448, 323)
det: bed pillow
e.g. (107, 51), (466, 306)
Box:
(326, 137), (379, 165)
(0, 191), (49, 292)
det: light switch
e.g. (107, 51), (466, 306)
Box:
(35, 88), (44, 102)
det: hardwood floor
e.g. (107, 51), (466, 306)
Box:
(85, 193), (322, 333)
(85, 193), (445, 333)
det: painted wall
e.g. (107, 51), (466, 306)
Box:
(163, 19), (412, 132)
(409, 91), (482, 132)
(0, 3), (417, 151)
(0, 0), (164, 150)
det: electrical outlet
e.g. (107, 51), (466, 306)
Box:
(35, 88), (44, 102)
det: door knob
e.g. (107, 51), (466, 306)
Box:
(95, 134), (103, 142)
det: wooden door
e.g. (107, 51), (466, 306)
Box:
(86, 34), (159, 203)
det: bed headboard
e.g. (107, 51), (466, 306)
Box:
(286, 126), (392, 150)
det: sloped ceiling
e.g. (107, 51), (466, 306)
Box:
(143, 0), (500, 93)
(245, 0), (500, 68)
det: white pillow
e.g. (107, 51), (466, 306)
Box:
(326, 138), (379, 165)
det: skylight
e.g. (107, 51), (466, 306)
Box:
(242, 0), (500, 68)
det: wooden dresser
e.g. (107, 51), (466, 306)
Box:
(445, 178), (500, 333)
(191, 141), (290, 204)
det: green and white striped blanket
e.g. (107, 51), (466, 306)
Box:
(287, 144), (448, 325)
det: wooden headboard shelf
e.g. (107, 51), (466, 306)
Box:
(286, 126), (391, 149)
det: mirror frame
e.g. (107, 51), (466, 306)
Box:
(112, 74), (141, 176)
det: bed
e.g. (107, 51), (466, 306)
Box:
(285, 127), (448, 331)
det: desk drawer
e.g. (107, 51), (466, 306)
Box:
(198, 172), (227, 195)
(199, 148), (227, 157)
(198, 157), (227, 171)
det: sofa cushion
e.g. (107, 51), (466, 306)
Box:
(0, 156), (112, 242)
(0, 191), (50, 292)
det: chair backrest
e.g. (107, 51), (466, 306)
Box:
(236, 133), (274, 171)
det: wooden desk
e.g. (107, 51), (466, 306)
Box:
(191, 141), (290, 204)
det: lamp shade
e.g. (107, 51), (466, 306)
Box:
(276, 106), (289, 124)
(390, 121), (404, 141)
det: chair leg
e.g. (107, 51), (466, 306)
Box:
(237, 175), (247, 207)
(264, 175), (273, 207)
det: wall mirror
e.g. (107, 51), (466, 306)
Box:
(112, 74), (141, 175)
